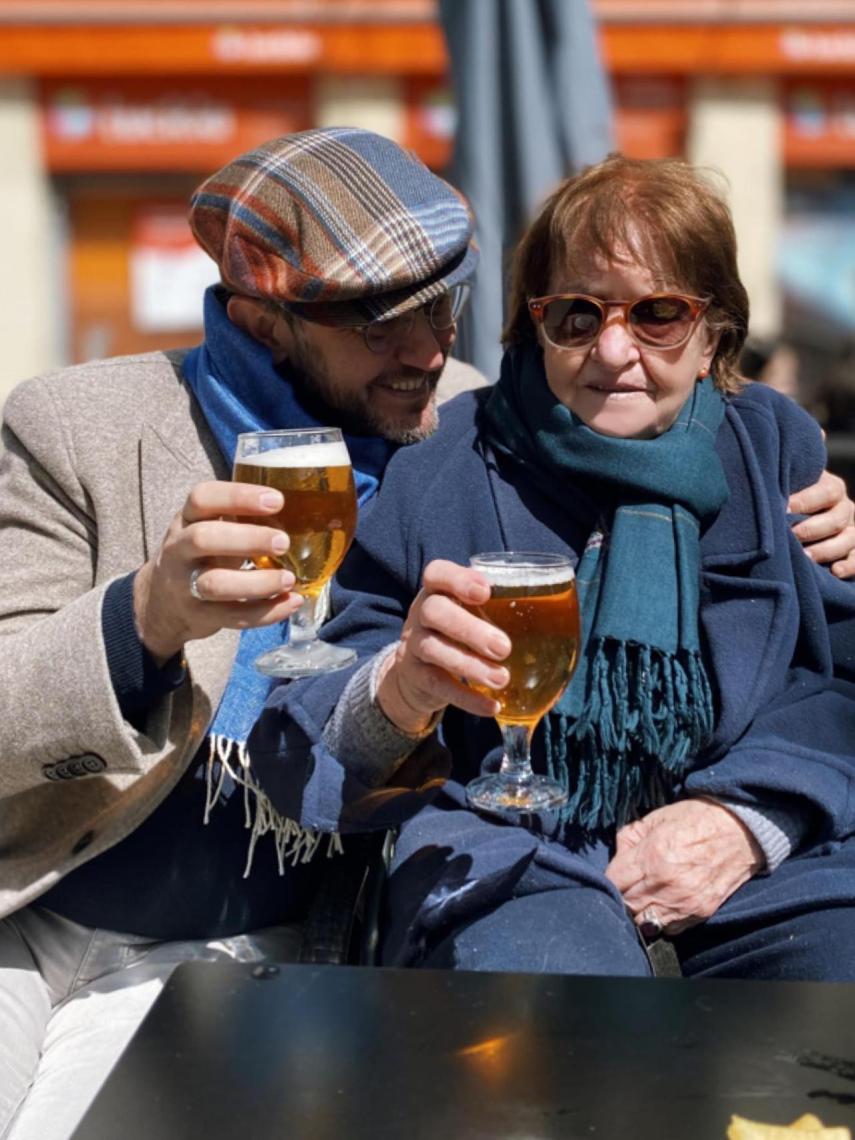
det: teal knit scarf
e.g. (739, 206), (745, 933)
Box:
(481, 343), (729, 829)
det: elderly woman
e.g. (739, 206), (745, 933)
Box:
(250, 155), (855, 979)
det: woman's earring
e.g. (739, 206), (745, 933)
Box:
(697, 367), (709, 379)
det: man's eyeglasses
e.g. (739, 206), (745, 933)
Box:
(355, 284), (470, 355)
(528, 293), (711, 351)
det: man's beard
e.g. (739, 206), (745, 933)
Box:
(283, 342), (442, 445)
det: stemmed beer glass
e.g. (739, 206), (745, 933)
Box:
(233, 427), (358, 678)
(465, 552), (580, 813)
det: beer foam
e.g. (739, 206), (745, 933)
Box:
(239, 442), (351, 468)
(472, 561), (575, 587)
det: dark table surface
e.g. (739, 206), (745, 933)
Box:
(73, 961), (855, 1140)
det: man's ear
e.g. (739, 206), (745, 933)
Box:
(226, 295), (294, 356)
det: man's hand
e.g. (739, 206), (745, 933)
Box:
(375, 558), (510, 735)
(133, 481), (303, 664)
(605, 799), (764, 937)
(789, 469), (855, 579)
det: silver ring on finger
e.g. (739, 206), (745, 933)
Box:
(639, 905), (664, 941)
(189, 566), (206, 602)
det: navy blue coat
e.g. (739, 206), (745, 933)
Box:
(250, 382), (855, 965)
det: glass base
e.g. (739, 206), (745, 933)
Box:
(254, 640), (357, 679)
(465, 773), (568, 815)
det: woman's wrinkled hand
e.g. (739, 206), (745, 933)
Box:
(605, 798), (764, 937)
(133, 480), (303, 664)
(789, 468), (855, 579)
(375, 558), (511, 735)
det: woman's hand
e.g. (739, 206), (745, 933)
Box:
(605, 799), (764, 937)
(375, 558), (511, 735)
(789, 468), (855, 579)
(133, 480), (303, 664)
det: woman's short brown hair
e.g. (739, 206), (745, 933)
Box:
(502, 153), (750, 393)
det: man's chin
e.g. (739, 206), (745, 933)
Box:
(373, 400), (439, 444)
(362, 376), (441, 444)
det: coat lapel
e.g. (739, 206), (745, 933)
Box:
(700, 406), (796, 752)
(484, 444), (594, 562)
(139, 380), (228, 560)
(702, 404), (776, 569)
(139, 373), (238, 728)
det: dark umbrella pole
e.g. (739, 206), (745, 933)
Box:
(439, 0), (614, 381)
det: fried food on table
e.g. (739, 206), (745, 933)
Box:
(727, 1113), (851, 1139)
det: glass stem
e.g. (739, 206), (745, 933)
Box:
(498, 723), (535, 785)
(288, 593), (323, 646)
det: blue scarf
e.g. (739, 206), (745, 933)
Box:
(183, 286), (395, 747)
(482, 343), (729, 829)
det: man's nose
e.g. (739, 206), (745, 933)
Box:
(396, 310), (450, 371)
(593, 312), (640, 367)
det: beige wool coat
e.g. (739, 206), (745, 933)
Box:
(0, 348), (486, 918)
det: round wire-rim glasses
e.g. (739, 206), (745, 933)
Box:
(528, 292), (711, 351)
(355, 283), (471, 354)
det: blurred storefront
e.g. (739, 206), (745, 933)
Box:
(0, 0), (854, 434)
(0, 0), (457, 398)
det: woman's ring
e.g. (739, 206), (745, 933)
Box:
(189, 567), (205, 602)
(639, 906), (664, 941)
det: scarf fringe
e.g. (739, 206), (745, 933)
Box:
(545, 637), (714, 830)
(204, 735), (343, 878)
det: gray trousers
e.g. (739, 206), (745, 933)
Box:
(0, 906), (302, 1140)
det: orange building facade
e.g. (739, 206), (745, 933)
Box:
(0, 0), (853, 403)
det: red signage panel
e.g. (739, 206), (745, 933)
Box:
(40, 77), (311, 171)
(784, 80), (855, 167)
(614, 76), (687, 159)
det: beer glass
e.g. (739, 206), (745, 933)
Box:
(233, 427), (358, 678)
(465, 552), (580, 813)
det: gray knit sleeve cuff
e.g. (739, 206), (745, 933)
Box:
(713, 798), (806, 872)
(322, 642), (441, 787)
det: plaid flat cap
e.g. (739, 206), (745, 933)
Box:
(189, 126), (478, 326)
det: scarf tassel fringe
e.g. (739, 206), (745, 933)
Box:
(204, 735), (343, 877)
(545, 638), (714, 830)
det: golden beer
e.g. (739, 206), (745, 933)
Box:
(234, 440), (357, 597)
(469, 573), (579, 728)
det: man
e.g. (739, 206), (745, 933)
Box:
(0, 126), (484, 1140)
(0, 127), (851, 1140)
